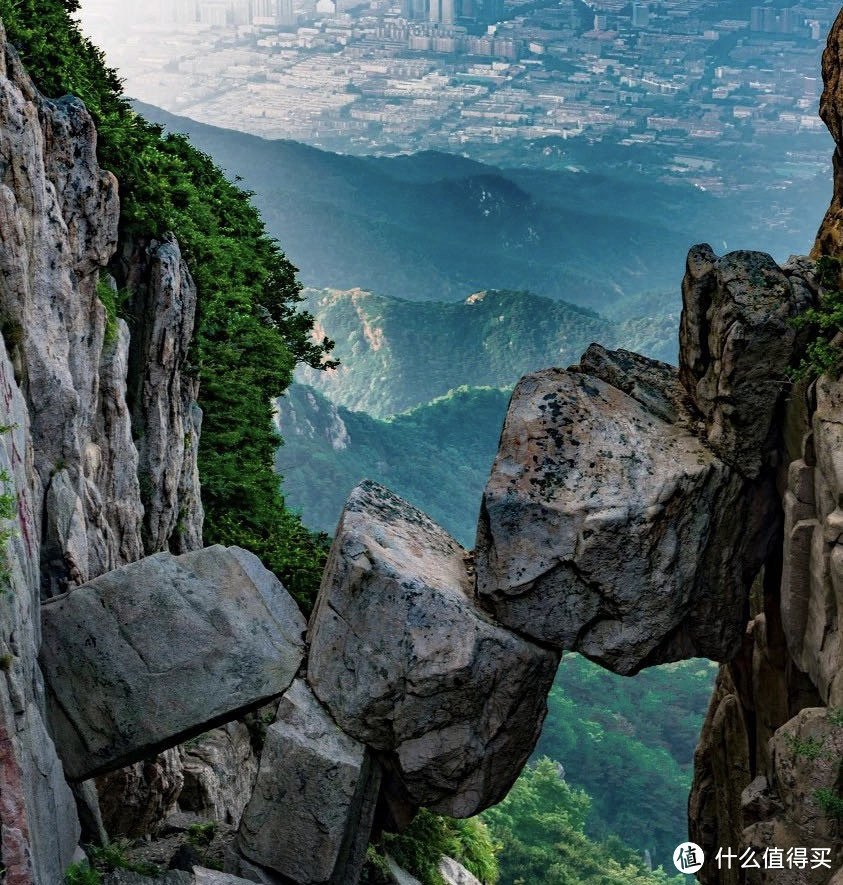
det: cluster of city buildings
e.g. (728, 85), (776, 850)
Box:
(80, 0), (838, 190)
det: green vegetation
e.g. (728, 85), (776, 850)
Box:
(790, 256), (843, 380)
(783, 733), (826, 761)
(534, 655), (717, 868)
(0, 421), (18, 592)
(482, 759), (686, 885)
(186, 820), (222, 870)
(814, 787), (843, 820)
(64, 861), (101, 885)
(827, 707), (843, 727)
(187, 821), (217, 848)
(0, 465), (16, 590)
(276, 383), (509, 546)
(0, 0), (335, 611)
(96, 276), (125, 347)
(365, 810), (499, 885)
(296, 287), (677, 419)
(86, 842), (161, 877)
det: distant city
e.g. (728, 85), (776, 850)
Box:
(79, 0), (836, 194)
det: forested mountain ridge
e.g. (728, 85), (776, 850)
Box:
(296, 287), (679, 417)
(134, 101), (820, 311)
(275, 383), (508, 544)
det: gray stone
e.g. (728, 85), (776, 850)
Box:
(223, 846), (287, 884)
(679, 246), (813, 479)
(308, 481), (559, 815)
(179, 721), (260, 827)
(475, 359), (779, 673)
(122, 235), (204, 555)
(438, 857), (482, 885)
(95, 746), (184, 837)
(193, 868), (259, 885)
(386, 856), (422, 885)
(237, 680), (380, 885)
(103, 872), (192, 885)
(40, 545), (306, 780)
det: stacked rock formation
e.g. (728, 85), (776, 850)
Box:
(9, 4), (843, 884)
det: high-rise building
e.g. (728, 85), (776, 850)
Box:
(750, 6), (763, 31)
(198, 1), (228, 25)
(631, 3), (648, 28)
(406, 0), (429, 20)
(779, 7), (795, 34)
(429, 0), (454, 26)
(762, 7), (776, 32)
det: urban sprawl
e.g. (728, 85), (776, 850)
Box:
(81, 0), (839, 190)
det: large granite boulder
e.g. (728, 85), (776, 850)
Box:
(474, 350), (778, 673)
(40, 546), (306, 780)
(307, 481), (559, 816)
(475, 245), (811, 675)
(236, 680), (380, 885)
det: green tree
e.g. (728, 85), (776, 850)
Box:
(0, 0), (335, 609)
(482, 759), (686, 885)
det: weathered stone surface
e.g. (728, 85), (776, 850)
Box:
(237, 680), (380, 885)
(689, 666), (752, 885)
(224, 847), (286, 884)
(779, 374), (843, 705)
(0, 23), (211, 879)
(438, 857), (482, 885)
(814, 6), (843, 257)
(308, 481), (559, 815)
(0, 21), (142, 595)
(40, 545), (306, 780)
(121, 235), (204, 555)
(475, 354), (779, 673)
(0, 27), (97, 880)
(179, 721), (260, 827)
(769, 709), (843, 835)
(679, 246), (814, 478)
(737, 709), (843, 884)
(95, 747), (184, 837)
(103, 872), (192, 885)
(193, 869), (259, 885)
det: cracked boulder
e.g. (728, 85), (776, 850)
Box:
(678, 246), (815, 478)
(474, 345), (780, 674)
(236, 680), (380, 885)
(40, 546), (306, 780)
(307, 481), (559, 816)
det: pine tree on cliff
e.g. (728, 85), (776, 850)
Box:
(0, 0), (336, 611)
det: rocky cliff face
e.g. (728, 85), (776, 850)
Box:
(0, 21), (204, 883)
(685, 11), (843, 882)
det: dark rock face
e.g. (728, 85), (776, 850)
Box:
(236, 680), (380, 885)
(474, 247), (808, 676)
(307, 481), (560, 817)
(40, 546), (306, 780)
(814, 6), (843, 258)
(679, 248), (816, 479)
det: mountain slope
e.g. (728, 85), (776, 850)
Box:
(297, 286), (678, 416)
(274, 383), (508, 545)
(132, 101), (799, 311)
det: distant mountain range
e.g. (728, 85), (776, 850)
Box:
(275, 383), (508, 545)
(134, 102), (820, 312)
(277, 286), (679, 540)
(296, 286), (679, 416)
